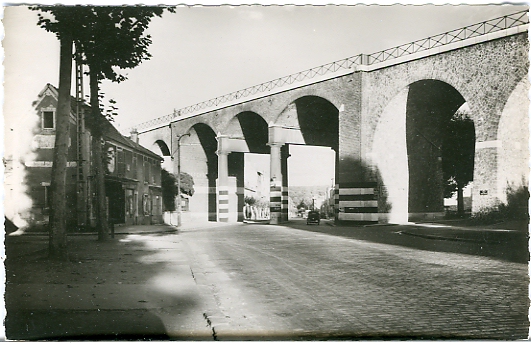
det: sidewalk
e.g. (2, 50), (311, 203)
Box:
(4, 222), (218, 340)
(327, 218), (529, 242)
(395, 221), (528, 244)
(313, 217), (529, 264)
(7, 218), (220, 237)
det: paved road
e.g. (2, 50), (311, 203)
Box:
(4, 230), (213, 341)
(179, 220), (529, 340)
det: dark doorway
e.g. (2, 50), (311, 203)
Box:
(106, 180), (125, 224)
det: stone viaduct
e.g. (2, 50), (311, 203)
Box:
(134, 11), (529, 225)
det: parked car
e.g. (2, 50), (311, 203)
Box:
(306, 210), (320, 225)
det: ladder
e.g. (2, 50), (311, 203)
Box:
(75, 45), (88, 228)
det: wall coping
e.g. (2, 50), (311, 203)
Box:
(135, 14), (528, 134)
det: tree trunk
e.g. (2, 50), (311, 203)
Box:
(89, 67), (109, 241)
(457, 183), (465, 216)
(49, 34), (73, 261)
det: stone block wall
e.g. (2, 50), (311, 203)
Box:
(362, 32), (529, 218)
(138, 32), (528, 223)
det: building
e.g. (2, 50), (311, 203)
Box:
(19, 83), (163, 230)
(101, 119), (164, 226)
(242, 154), (270, 220)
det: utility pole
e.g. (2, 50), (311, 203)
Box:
(174, 132), (190, 227)
(75, 44), (88, 230)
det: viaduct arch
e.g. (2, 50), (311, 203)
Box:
(135, 15), (528, 225)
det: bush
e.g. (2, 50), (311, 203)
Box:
(499, 185), (529, 222)
(469, 208), (504, 225)
(244, 196), (258, 206)
(162, 169), (195, 212)
(470, 185), (529, 225)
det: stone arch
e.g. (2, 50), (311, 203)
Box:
(153, 139), (172, 172)
(235, 112), (269, 154)
(275, 95), (339, 150)
(496, 77), (529, 204)
(406, 79), (467, 219)
(365, 58), (513, 154)
(372, 78), (474, 222)
(220, 112), (269, 222)
(180, 122), (218, 222)
(154, 140), (170, 156)
(365, 70), (469, 152)
(286, 86), (344, 112)
(271, 95), (339, 222)
(223, 115), (244, 138)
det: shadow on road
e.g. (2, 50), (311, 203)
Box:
(4, 232), (210, 340)
(283, 219), (529, 264)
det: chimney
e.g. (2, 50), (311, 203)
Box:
(130, 128), (139, 144)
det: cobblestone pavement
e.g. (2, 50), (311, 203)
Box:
(180, 222), (530, 340)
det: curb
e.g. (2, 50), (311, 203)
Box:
(7, 228), (179, 237)
(363, 223), (399, 227)
(242, 220), (270, 225)
(397, 230), (506, 244)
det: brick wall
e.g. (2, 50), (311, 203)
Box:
(139, 32), (528, 222)
(363, 32), (528, 218)
(496, 78), (529, 206)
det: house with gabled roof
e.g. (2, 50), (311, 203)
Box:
(22, 83), (163, 230)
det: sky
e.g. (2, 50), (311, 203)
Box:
(3, 3), (529, 187)
(3, 4), (528, 132)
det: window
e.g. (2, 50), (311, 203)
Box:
(42, 110), (55, 129)
(44, 185), (49, 208)
(125, 150), (132, 172)
(144, 158), (150, 183)
(132, 154), (138, 178)
(116, 148), (125, 176)
(126, 189), (134, 217)
(41, 183), (51, 214)
(143, 194), (151, 215)
(181, 197), (189, 212)
(133, 192), (138, 217)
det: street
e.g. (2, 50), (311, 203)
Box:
(4, 221), (529, 340)
(5, 5), (530, 342)
(179, 220), (529, 339)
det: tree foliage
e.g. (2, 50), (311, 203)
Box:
(180, 172), (195, 197)
(499, 183), (529, 221)
(244, 196), (258, 206)
(161, 169), (195, 212)
(161, 169), (177, 211)
(442, 110), (475, 214)
(32, 6), (174, 243)
(34, 6), (173, 83)
(296, 200), (309, 210)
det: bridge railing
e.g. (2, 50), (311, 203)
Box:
(134, 10), (528, 132)
(133, 54), (363, 132)
(366, 10), (528, 64)
(183, 54), (363, 112)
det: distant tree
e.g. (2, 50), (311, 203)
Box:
(161, 169), (194, 212)
(179, 172), (195, 197)
(297, 200), (309, 210)
(442, 111), (475, 215)
(244, 196), (258, 206)
(161, 169), (177, 211)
